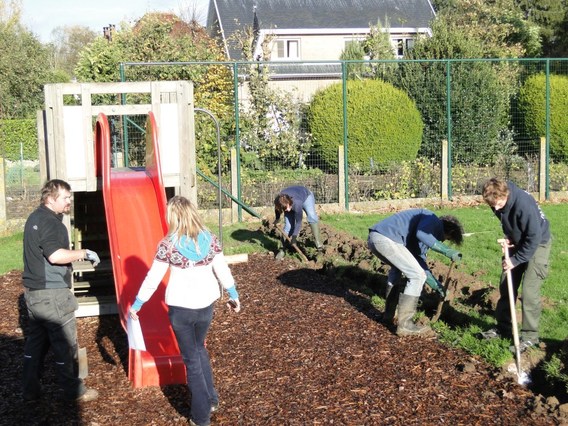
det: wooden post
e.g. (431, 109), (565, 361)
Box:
(338, 145), (346, 211)
(0, 158), (6, 224)
(539, 136), (546, 202)
(441, 139), (449, 201)
(36, 110), (48, 184)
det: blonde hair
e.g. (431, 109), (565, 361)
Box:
(166, 196), (206, 244)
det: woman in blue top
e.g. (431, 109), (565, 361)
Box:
(368, 208), (463, 337)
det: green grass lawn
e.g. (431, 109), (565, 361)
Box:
(320, 203), (568, 386)
(0, 232), (23, 275)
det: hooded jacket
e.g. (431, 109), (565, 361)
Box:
(492, 181), (550, 266)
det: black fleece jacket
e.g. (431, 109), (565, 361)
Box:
(491, 181), (551, 267)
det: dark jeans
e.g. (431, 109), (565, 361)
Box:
(23, 288), (85, 400)
(169, 303), (218, 426)
(495, 238), (552, 342)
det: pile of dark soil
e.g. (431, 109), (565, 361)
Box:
(0, 252), (564, 425)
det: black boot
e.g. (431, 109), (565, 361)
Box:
(396, 294), (433, 337)
(309, 222), (324, 250)
(381, 284), (401, 325)
(275, 236), (286, 260)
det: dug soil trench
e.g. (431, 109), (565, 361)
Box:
(0, 224), (566, 424)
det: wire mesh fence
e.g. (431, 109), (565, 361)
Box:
(2, 58), (568, 225)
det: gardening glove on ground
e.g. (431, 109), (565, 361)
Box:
(85, 249), (100, 267)
(431, 241), (462, 263)
(425, 271), (445, 298)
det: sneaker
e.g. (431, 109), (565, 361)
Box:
(189, 420), (210, 426)
(479, 328), (501, 340)
(75, 388), (99, 402)
(211, 402), (220, 413)
(510, 340), (537, 354)
(275, 250), (285, 261)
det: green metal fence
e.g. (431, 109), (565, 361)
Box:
(118, 58), (568, 212)
(4, 58), (566, 223)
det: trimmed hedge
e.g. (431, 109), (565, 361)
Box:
(0, 119), (38, 161)
(307, 80), (423, 172)
(519, 74), (568, 160)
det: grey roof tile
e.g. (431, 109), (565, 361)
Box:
(208, 0), (435, 59)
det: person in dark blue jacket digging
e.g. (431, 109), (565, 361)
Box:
(273, 185), (323, 259)
(480, 178), (551, 353)
(368, 208), (463, 337)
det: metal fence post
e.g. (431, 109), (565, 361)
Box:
(539, 136), (546, 202)
(446, 60), (453, 200)
(441, 139), (449, 201)
(338, 146), (345, 211)
(545, 59), (550, 200)
(341, 62), (349, 211)
(231, 147), (238, 223)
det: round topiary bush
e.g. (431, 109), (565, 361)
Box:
(519, 73), (568, 160)
(307, 80), (423, 172)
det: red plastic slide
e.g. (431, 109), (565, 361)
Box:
(95, 113), (186, 387)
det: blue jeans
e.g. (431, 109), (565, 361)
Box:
(367, 231), (426, 297)
(169, 304), (218, 426)
(283, 192), (319, 235)
(23, 288), (85, 400)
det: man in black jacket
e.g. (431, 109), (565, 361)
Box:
(22, 179), (100, 402)
(480, 178), (552, 352)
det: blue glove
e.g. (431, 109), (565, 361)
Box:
(85, 249), (100, 267)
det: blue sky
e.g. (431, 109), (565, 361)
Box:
(20, 0), (209, 43)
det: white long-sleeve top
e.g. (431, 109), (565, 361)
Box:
(135, 233), (235, 310)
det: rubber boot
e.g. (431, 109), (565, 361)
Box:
(396, 293), (433, 337)
(309, 222), (324, 250)
(381, 284), (401, 325)
(275, 237), (286, 260)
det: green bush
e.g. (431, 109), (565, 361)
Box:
(519, 74), (568, 160)
(307, 80), (423, 172)
(0, 119), (38, 161)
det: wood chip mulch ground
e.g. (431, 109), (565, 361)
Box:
(0, 253), (558, 425)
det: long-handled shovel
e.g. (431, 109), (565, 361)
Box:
(497, 238), (530, 385)
(431, 260), (456, 322)
(274, 224), (309, 263)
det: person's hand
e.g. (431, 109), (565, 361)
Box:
(502, 257), (514, 272)
(85, 249), (100, 267)
(425, 272), (446, 298)
(434, 280), (446, 298)
(447, 249), (462, 263)
(129, 307), (140, 320)
(226, 299), (241, 313)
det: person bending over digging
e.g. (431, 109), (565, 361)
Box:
(479, 178), (551, 353)
(367, 208), (463, 337)
(273, 185), (323, 260)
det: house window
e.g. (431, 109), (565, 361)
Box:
(275, 39), (300, 59)
(392, 38), (415, 57)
